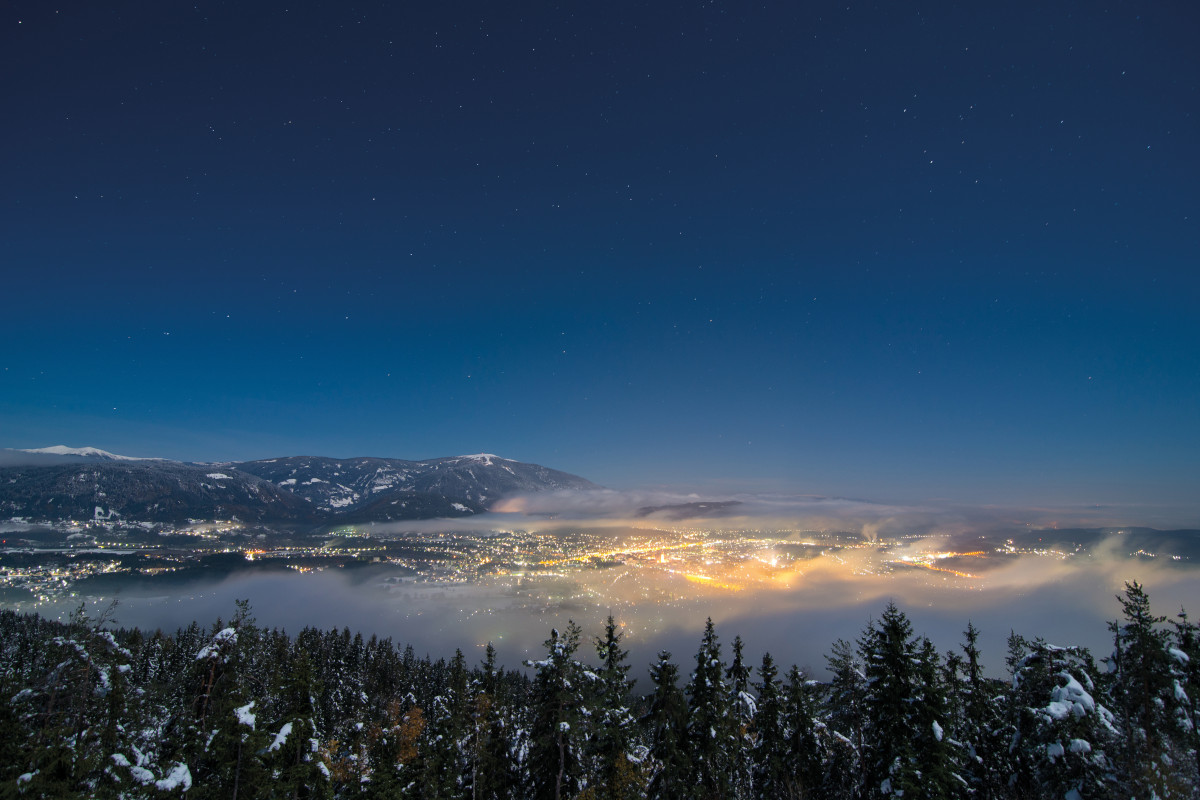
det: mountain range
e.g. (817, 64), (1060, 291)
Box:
(0, 447), (596, 525)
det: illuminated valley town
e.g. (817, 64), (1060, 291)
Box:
(2, 513), (1183, 613)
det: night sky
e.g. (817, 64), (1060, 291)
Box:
(3, 2), (1197, 512)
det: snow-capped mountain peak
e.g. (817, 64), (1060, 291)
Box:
(19, 445), (163, 461)
(454, 453), (509, 465)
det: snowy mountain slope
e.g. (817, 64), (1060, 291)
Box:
(0, 461), (318, 524)
(0, 451), (597, 524)
(233, 453), (598, 519)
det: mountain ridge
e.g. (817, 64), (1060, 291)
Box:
(0, 448), (597, 525)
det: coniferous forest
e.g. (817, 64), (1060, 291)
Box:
(2, 582), (1198, 799)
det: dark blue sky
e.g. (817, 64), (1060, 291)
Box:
(2, 1), (1197, 510)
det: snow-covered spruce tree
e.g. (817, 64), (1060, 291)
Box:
(184, 605), (267, 800)
(782, 663), (828, 800)
(130, 628), (169, 694)
(1170, 608), (1200, 789)
(318, 634), (374, 797)
(359, 634), (404, 720)
(313, 628), (368, 747)
(824, 637), (866, 797)
(470, 643), (519, 800)
(264, 647), (332, 800)
(0, 669), (25, 793)
(940, 644), (966, 739)
(994, 630), (1037, 800)
(526, 622), (589, 800)
(586, 615), (643, 800)
(124, 626), (218, 798)
(750, 652), (787, 797)
(1004, 630), (1030, 682)
(957, 622), (1008, 800)
(685, 618), (733, 800)
(100, 626), (201, 800)
(1008, 640), (1117, 800)
(417, 647), (474, 799)
(157, 621), (206, 711)
(857, 604), (918, 798)
(1106, 581), (1192, 798)
(7, 602), (157, 799)
(89, 628), (137, 799)
(725, 635), (755, 800)
(10, 604), (91, 795)
(911, 636), (965, 798)
(2, 609), (79, 796)
(642, 650), (691, 800)
(857, 603), (930, 800)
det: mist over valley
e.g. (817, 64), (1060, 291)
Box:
(4, 448), (1197, 679)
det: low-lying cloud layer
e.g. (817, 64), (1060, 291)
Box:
(65, 539), (1198, 685)
(370, 486), (1184, 542)
(31, 486), (1196, 683)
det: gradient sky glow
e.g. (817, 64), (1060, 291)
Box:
(2, 1), (1197, 512)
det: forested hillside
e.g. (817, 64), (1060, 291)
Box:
(2, 582), (1197, 799)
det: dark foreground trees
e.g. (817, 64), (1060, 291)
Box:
(2, 582), (1198, 798)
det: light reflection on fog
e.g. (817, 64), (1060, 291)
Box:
(39, 538), (1200, 681)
